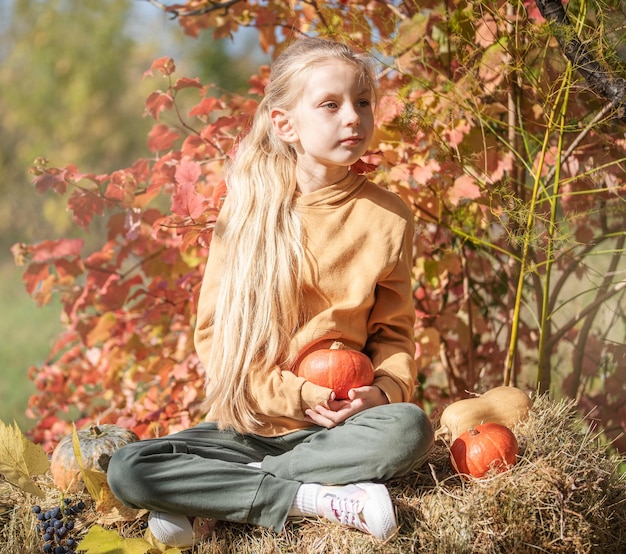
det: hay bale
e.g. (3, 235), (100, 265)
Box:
(3, 395), (625, 553)
(389, 394), (626, 554)
(198, 395), (626, 553)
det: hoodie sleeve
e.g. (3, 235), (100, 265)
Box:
(364, 217), (417, 403)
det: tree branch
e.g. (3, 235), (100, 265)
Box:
(547, 228), (625, 315)
(143, 0), (243, 19)
(543, 101), (614, 187)
(546, 278), (626, 351)
(534, 0), (626, 115)
(568, 232), (625, 399)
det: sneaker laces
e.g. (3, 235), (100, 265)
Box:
(318, 483), (397, 540)
(324, 489), (368, 531)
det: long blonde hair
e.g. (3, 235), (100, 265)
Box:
(204, 37), (377, 433)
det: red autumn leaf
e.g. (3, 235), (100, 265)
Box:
(85, 245), (115, 267)
(146, 153), (179, 194)
(178, 384), (198, 409)
(145, 90), (174, 120)
(144, 56), (176, 78)
(172, 158), (204, 219)
(445, 119), (472, 147)
(104, 181), (127, 202)
(83, 172), (111, 186)
(181, 134), (210, 160)
(67, 189), (106, 228)
(248, 67), (270, 96)
(130, 157), (151, 181)
(412, 159), (440, 184)
(31, 238), (84, 263)
(352, 158), (378, 174)
(173, 76), (203, 91)
(32, 165), (78, 195)
(54, 258), (84, 280)
(188, 97), (220, 119)
(523, 0), (544, 21)
(96, 274), (143, 313)
(175, 157), (201, 188)
(179, 228), (200, 252)
(22, 262), (50, 296)
(376, 94), (405, 123)
(449, 174), (482, 206)
(33, 171), (68, 195)
(147, 124), (180, 152)
(475, 14), (498, 48)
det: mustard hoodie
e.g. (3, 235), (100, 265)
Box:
(194, 171), (417, 436)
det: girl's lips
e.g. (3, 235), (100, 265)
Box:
(341, 137), (362, 145)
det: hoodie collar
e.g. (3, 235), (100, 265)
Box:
(294, 171), (367, 208)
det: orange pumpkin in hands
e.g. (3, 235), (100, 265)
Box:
(450, 422), (518, 479)
(297, 341), (374, 399)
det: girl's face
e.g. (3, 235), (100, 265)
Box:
(275, 60), (375, 185)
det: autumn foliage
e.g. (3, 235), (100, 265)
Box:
(12, 0), (626, 454)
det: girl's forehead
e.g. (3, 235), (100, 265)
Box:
(303, 60), (371, 89)
(307, 59), (360, 76)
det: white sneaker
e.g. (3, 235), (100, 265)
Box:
(148, 512), (194, 547)
(318, 482), (397, 541)
(148, 512), (215, 547)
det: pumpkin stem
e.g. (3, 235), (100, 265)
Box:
(91, 425), (103, 436)
(469, 428), (480, 436)
(330, 341), (345, 350)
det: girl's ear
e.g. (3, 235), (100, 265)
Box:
(271, 108), (298, 143)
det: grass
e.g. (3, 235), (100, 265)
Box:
(0, 260), (61, 431)
(2, 395), (625, 553)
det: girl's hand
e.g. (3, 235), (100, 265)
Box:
(304, 385), (388, 429)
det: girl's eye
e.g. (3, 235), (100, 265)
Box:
(356, 99), (371, 108)
(322, 102), (338, 110)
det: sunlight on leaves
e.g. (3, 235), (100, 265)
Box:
(0, 420), (49, 498)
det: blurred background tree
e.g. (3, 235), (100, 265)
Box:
(0, 0), (263, 429)
(1, 0), (148, 248)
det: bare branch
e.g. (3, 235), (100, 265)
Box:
(547, 278), (626, 351)
(534, 0), (626, 116)
(142, 0), (243, 19)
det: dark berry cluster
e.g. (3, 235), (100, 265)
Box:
(33, 499), (86, 553)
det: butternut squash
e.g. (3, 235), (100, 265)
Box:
(436, 386), (533, 442)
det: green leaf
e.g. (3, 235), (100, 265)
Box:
(0, 419), (49, 498)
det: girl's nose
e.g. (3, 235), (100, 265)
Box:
(345, 106), (360, 126)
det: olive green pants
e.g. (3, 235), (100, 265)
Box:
(107, 403), (433, 531)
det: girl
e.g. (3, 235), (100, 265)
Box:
(108, 37), (434, 547)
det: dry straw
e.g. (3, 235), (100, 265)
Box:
(1, 394), (625, 553)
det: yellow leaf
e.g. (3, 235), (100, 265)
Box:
(78, 525), (161, 554)
(70, 423), (110, 501)
(86, 312), (117, 347)
(0, 419), (49, 498)
(96, 484), (145, 524)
